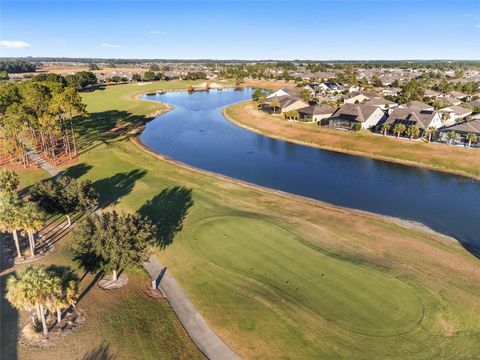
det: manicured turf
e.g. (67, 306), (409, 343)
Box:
(8, 81), (480, 359)
(192, 216), (423, 337)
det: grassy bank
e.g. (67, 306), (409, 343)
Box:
(6, 81), (480, 359)
(224, 101), (480, 179)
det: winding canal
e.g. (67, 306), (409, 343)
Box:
(140, 88), (480, 249)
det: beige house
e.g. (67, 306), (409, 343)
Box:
(298, 104), (336, 123)
(328, 104), (386, 130)
(267, 96), (309, 114)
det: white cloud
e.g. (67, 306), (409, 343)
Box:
(101, 43), (121, 48)
(0, 40), (31, 48)
(149, 30), (168, 36)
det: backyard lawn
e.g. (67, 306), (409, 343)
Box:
(5, 81), (480, 359)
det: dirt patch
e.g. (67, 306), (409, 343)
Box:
(98, 273), (129, 290)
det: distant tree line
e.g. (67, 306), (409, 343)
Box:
(185, 71), (207, 80)
(0, 60), (37, 73)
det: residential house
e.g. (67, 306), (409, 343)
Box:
(437, 119), (480, 147)
(381, 87), (402, 97)
(399, 101), (434, 111)
(363, 97), (398, 112)
(382, 107), (443, 137)
(266, 96), (309, 114)
(327, 104), (386, 130)
(343, 91), (378, 104)
(164, 71), (180, 80)
(267, 88), (303, 100)
(317, 82), (345, 95)
(466, 99), (480, 111)
(423, 89), (440, 99)
(437, 96), (462, 106)
(297, 104), (336, 123)
(446, 90), (467, 100)
(437, 105), (473, 126)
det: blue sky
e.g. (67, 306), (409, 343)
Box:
(1, 1), (479, 60)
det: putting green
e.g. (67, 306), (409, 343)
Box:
(191, 216), (424, 337)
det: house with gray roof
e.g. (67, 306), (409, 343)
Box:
(381, 107), (443, 137)
(437, 119), (480, 147)
(327, 104), (386, 130)
(437, 105), (473, 126)
(297, 104), (336, 123)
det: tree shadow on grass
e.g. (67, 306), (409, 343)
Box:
(0, 272), (18, 360)
(138, 186), (194, 249)
(61, 163), (93, 179)
(81, 342), (116, 360)
(75, 110), (150, 154)
(93, 169), (147, 208)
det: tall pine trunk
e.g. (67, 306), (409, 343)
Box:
(12, 229), (21, 258)
(71, 120), (78, 156)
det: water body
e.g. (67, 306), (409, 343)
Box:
(140, 88), (480, 249)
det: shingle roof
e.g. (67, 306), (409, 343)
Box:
(364, 97), (397, 106)
(447, 90), (467, 99)
(384, 107), (439, 129)
(440, 119), (480, 134)
(298, 104), (335, 116)
(438, 105), (472, 116)
(330, 104), (380, 123)
(402, 101), (433, 110)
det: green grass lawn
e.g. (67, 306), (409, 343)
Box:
(7, 81), (480, 359)
(1, 224), (203, 360)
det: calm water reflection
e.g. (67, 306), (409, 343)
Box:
(140, 88), (480, 248)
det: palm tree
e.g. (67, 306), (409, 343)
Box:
(270, 98), (280, 115)
(19, 202), (45, 258)
(6, 265), (52, 335)
(0, 169), (19, 193)
(441, 112), (451, 124)
(47, 265), (79, 323)
(380, 123), (390, 136)
(0, 191), (23, 258)
(447, 131), (460, 145)
(466, 133), (478, 147)
(425, 126), (437, 142)
(393, 124), (407, 138)
(406, 125), (420, 140)
(5, 275), (37, 326)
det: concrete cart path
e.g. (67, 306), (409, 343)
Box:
(144, 255), (241, 360)
(26, 145), (60, 177)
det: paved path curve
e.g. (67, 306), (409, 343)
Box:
(26, 144), (60, 177)
(27, 151), (241, 360)
(144, 256), (241, 360)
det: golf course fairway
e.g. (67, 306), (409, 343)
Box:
(191, 216), (423, 337)
(40, 81), (480, 359)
